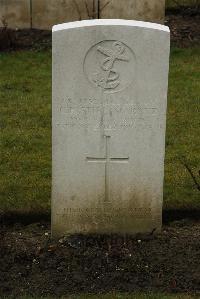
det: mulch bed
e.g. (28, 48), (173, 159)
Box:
(0, 13), (200, 52)
(0, 220), (200, 297)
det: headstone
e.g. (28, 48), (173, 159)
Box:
(52, 19), (170, 237)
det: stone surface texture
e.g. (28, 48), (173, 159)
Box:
(0, 0), (30, 29)
(31, 0), (93, 30)
(100, 0), (165, 24)
(0, 0), (165, 29)
(52, 19), (170, 237)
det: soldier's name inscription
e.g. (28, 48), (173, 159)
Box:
(55, 97), (161, 130)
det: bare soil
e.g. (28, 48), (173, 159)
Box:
(165, 14), (200, 47)
(0, 14), (199, 52)
(0, 220), (200, 297)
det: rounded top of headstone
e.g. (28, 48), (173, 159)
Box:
(52, 19), (169, 33)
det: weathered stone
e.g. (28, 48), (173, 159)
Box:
(32, 0), (93, 30)
(0, 0), (30, 29)
(100, 0), (165, 24)
(52, 19), (170, 237)
(0, 0), (165, 30)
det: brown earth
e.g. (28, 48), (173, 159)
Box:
(165, 13), (200, 47)
(0, 14), (200, 52)
(0, 220), (200, 297)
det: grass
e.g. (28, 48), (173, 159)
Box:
(0, 51), (51, 213)
(2, 294), (200, 299)
(166, 0), (199, 8)
(164, 47), (200, 210)
(0, 47), (200, 214)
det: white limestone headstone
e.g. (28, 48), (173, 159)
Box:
(52, 19), (170, 237)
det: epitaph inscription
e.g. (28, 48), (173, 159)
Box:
(56, 97), (159, 130)
(84, 40), (136, 93)
(57, 207), (154, 220)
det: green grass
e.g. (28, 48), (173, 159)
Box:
(2, 294), (200, 299)
(0, 51), (51, 213)
(164, 47), (200, 210)
(166, 0), (199, 8)
(0, 47), (200, 214)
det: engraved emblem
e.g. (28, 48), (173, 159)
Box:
(93, 41), (129, 90)
(84, 40), (135, 93)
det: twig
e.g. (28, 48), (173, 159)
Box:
(84, 0), (92, 19)
(180, 159), (200, 192)
(1, 16), (8, 30)
(99, 0), (111, 13)
(172, 0), (181, 6)
(93, 0), (99, 19)
(73, 0), (82, 20)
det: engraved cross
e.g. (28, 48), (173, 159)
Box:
(86, 136), (129, 202)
